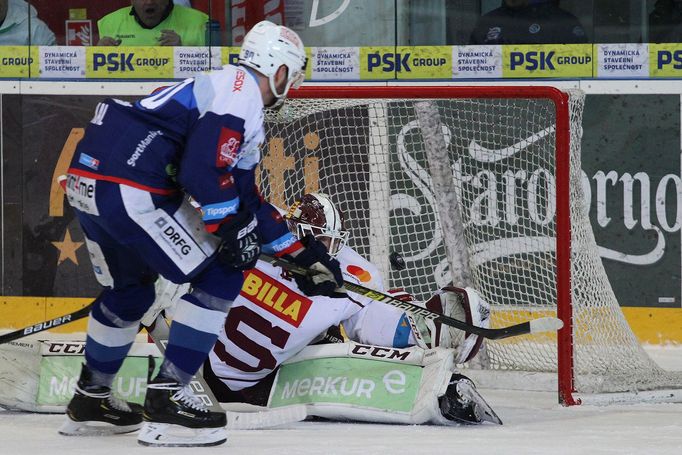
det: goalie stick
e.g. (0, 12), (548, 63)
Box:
(145, 314), (307, 430)
(260, 254), (563, 341)
(0, 301), (93, 344)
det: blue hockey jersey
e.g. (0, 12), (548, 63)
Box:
(67, 65), (299, 256)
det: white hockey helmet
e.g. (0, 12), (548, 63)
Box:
(238, 21), (307, 105)
(285, 193), (350, 257)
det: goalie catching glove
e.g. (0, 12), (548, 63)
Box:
(404, 286), (490, 364)
(216, 208), (261, 271)
(284, 234), (344, 297)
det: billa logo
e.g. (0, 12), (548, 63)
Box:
(241, 268), (312, 327)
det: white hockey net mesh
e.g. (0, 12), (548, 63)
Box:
(260, 87), (682, 397)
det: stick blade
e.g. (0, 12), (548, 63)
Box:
(528, 317), (564, 334)
(226, 405), (307, 430)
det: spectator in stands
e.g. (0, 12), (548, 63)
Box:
(469, 0), (587, 45)
(97, 0), (208, 46)
(650, 0), (682, 43)
(0, 0), (56, 45)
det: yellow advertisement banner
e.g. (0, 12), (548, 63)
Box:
(0, 46), (38, 78)
(86, 46), (174, 79)
(220, 46), (241, 67)
(360, 46), (452, 79)
(305, 47), (313, 80)
(396, 46), (452, 79)
(360, 46), (394, 79)
(503, 44), (592, 78)
(649, 43), (682, 77)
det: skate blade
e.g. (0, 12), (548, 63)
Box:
(58, 417), (141, 436)
(137, 422), (227, 447)
(457, 382), (503, 425)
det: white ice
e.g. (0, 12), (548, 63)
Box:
(2, 346), (681, 455)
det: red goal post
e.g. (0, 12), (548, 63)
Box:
(260, 85), (681, 405)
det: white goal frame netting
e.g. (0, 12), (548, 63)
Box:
(260, 85), (682, 405)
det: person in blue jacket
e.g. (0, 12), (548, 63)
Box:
(469, 0), (588, 44)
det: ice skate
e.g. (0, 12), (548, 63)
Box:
(59, 364), (143, 436)
(137, 376), (227, 447)
(438, 374), (502, 425)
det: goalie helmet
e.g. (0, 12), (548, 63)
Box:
(285, 193), (350, 257)
(238, 21), (307, 105)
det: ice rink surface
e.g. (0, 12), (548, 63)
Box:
(2, 345), (681, 455)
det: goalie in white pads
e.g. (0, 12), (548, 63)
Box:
(150, 192), (501, 426)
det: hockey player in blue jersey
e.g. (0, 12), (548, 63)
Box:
(58, 21), (343, 447)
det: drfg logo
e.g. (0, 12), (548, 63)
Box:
(656, 50), (682, 69)
(367, 52), (447, 72)
(93, 53), (170, 71)
(510, 51), (591, 71)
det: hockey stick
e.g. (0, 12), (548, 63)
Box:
(260, 254), (563, 340)
(145, 314), (307, 429)
(0, 301), (93, 345)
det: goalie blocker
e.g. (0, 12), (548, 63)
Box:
(205, 341), (501, 426)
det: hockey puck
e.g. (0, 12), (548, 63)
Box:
(389, 251), (406, 270)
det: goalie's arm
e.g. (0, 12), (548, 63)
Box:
(260, 254), (563, 341)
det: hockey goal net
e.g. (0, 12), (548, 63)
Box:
(260, 85), (682, 405)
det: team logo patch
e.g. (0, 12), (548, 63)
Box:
(486, 26), (501, 41)
(346, 265), (372, 283)
(216, 127), (242, 168)
(271, 211), (283, 222)
(218, 173), (234, 189)
(78, 153), (100, 170)
(241, 268), (313, 327)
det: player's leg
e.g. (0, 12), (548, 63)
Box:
(107, 185), (242, 446)
(60, 213), (157, 436)
(139, 261), (243, 446)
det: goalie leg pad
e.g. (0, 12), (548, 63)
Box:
(267, 342), (498, 426)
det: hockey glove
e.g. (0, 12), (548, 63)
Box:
(216, 208), (261, 271)
(425, 287), (490, 363)
(286, 235), (344, 297)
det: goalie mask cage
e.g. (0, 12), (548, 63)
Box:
(261, 85), (682, 406)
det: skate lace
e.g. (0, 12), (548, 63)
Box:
(106, 394), (132, 412)
(75, 384), (132, 412)
(171, 385), (207, 412)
